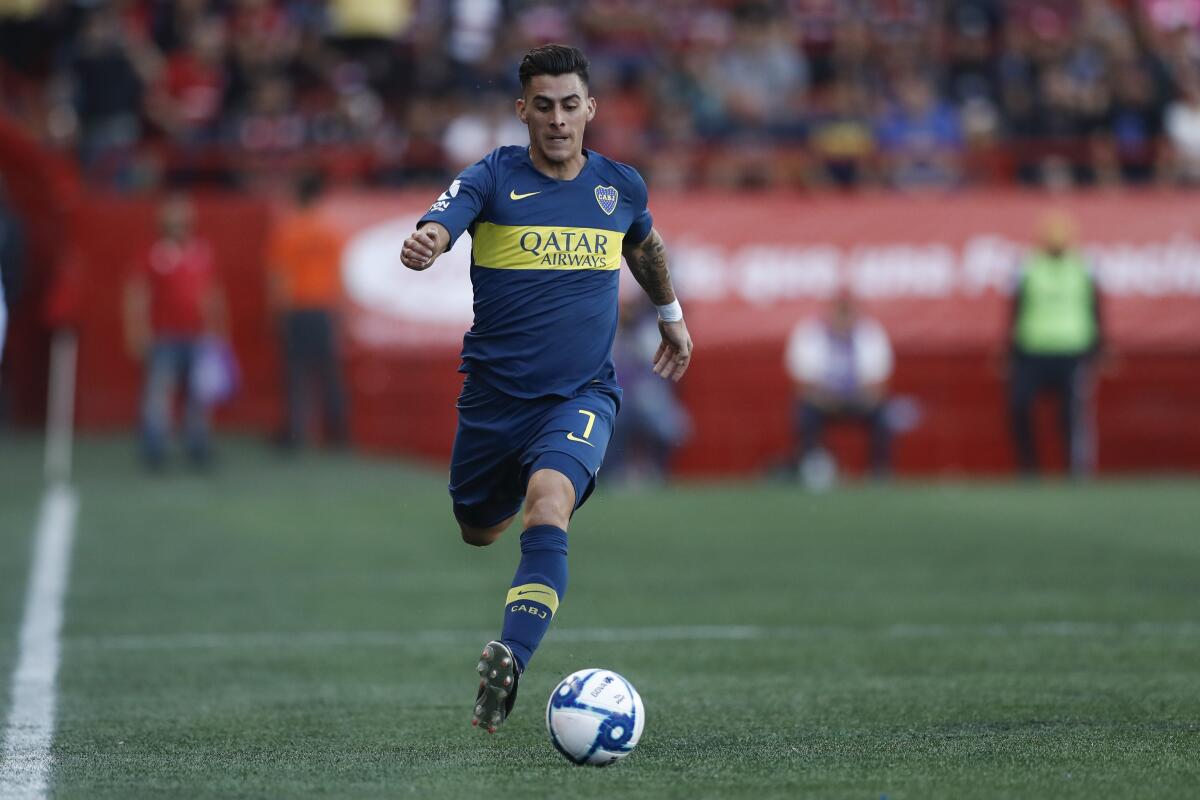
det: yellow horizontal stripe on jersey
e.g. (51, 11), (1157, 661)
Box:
(472, 222), (624, 271)
(506, 582), (560, 615)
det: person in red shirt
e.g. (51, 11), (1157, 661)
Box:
(123, 193), (228, 469)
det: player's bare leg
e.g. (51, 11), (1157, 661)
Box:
(522, 469), (574, 530)
(472, 469), (575, 732)
(458, 514), (516, 547)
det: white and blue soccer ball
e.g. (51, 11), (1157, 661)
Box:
(546, 668), (645, 766)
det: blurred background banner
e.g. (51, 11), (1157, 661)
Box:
(3, 186), (1197, 476)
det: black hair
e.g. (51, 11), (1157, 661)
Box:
(518, 44), (589, 89)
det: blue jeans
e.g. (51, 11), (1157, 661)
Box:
(139, 338), (210, 466)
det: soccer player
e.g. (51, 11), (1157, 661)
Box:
(400, 44), (693, 733)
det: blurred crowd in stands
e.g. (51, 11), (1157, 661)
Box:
(2, 0), (1200, 192)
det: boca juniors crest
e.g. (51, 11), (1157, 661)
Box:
(594, 185), (618, 215)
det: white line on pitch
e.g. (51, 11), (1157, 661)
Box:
(61, 620), (1200, 653)
(0, 485), (79, 800)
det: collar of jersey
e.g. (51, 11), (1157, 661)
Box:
(521, 147), (597, 185)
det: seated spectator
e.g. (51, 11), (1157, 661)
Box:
(1094, 63), (1164, 185)
(1165, 76), (1200, 184)
(442, 92), (529, 172)
(69, 5), (158, 186)
(149, 16), (228, 145)
(807, 79), (878, 187)
(876, 73), (965, 189)
(785, 290), (894, 482)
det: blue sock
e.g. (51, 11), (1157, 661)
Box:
(501, 525), (568, 672)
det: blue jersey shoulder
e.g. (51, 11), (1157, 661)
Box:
(590, 154), (649, 206)
(588, 152), (652, 243)
(481, 145), (528, 183)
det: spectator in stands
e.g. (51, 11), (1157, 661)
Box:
(1095, 61), (1166, 185)
(807, 78), (878, 187)
(123, 194), (228, 470)
(267, 173), (349, 449)
(149, 15), (228, 145)
(442, 92), (528, 172)
(713, 2), (809, 138)
(69, 5), (159, 187)
(785, 290), (894, 483)
(1165, 75), (1200, 183)
(0, 0), (1194, 192)
(1007, 211), (1105, 477)
(876, 73), (966, 189)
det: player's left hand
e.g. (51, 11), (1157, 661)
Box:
(653, 318), (692, 382)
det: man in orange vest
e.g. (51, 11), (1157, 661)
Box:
(267, 173), (349, 449)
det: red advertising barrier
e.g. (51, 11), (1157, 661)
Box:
(67, 194), (277, 431)
(55, 189), (1200, 474)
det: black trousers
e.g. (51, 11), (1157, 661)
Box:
(1008, 352), (1094, 475)
(796, 399), (892, 475)
(282, 309), (348, 446)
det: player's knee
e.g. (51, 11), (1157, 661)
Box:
(523, 468), (576, 529)
(459, 523), (500, 547)
(523, 501), (568, 532)
(458, 514), (514, 547)
(522, 492), (572, 530)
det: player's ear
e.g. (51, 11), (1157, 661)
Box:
(516, 97), (527, 124)
(586, 96), (596, 122)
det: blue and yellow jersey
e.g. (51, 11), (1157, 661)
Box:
(418, 145), (653, 399)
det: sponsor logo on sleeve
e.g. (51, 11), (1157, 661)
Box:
(427, 179), (461, 213)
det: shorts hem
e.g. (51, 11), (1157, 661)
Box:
(528, 450), (597, 511)
(452, 501), (521, 530)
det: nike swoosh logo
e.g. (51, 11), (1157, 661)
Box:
(509, 189), (541, 200)
(566, 433), (595, 447)
(517, 590), (555, 599)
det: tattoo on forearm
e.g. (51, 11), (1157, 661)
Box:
(625, 231), (675, 306)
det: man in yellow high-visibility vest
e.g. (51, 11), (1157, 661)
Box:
(1007, 211), (1105, 476)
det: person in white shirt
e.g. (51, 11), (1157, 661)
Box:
(785, 290), (894, 477)
(1165, 78), (1200, 183)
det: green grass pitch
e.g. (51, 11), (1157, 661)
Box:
(1, 436), (1198, 798)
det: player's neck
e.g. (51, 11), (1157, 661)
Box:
(528, 146), (587, 181)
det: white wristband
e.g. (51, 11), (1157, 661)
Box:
(656, 299), (683, 322)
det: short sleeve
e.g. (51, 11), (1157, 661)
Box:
(784, 321), (822, 384)
(418, 154), (496, 248)
(624, 166), (653, 244)
(858, 319), (893, 383)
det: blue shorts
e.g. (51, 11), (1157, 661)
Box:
(449, 376), (621, 529)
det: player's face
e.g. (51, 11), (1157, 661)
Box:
(517, 73), (596, 165)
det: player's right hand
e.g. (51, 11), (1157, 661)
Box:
(654, 318), (693, 383)
(401, 226), (442, 271)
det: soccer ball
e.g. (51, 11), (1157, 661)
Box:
(545, 668), (645, 766)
